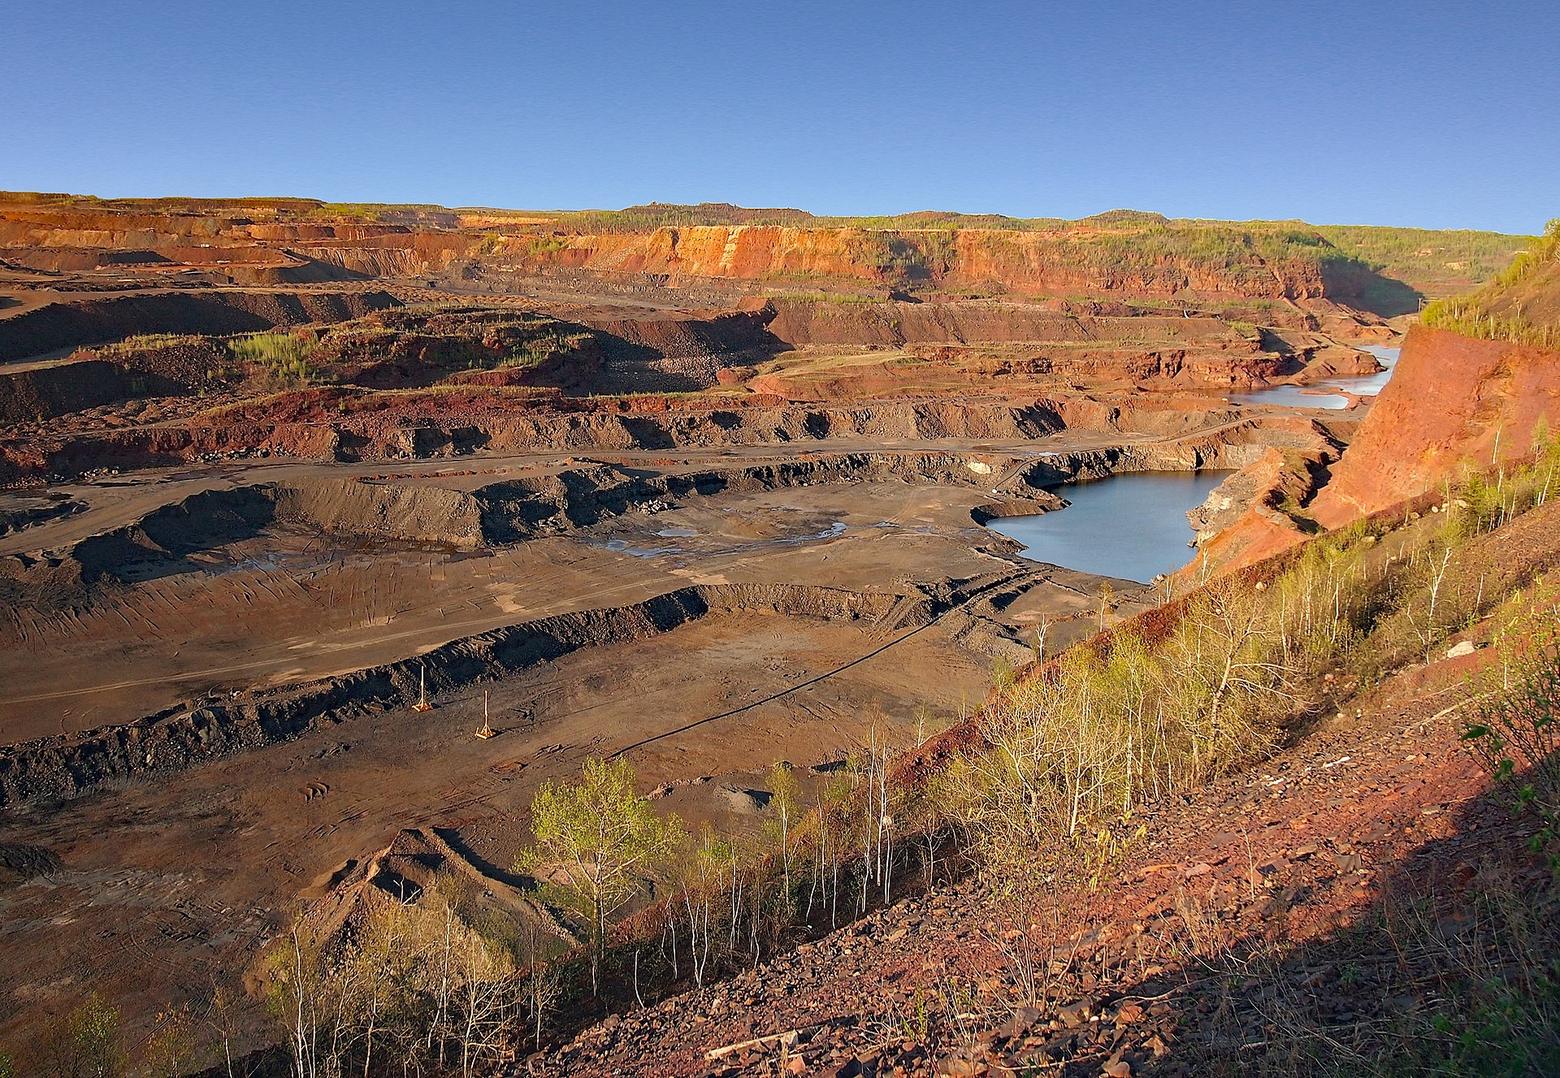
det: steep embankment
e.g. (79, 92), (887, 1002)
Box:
(0, 393), (1073, 482)
(0, 202), (471, 282)
(1191, 322), (1560, 573)
(1311, 222), (1560, 527)
(14, 430), (1294, 612)
(25, 455), (1014, 573)
(0, 289), (399, 361)
(1312, 326), (1560, 526)
(763, 297), (1269, 348)
(0, 581), (937, 806)
(0, 385), (1315, 486)
(488, 225), (1334, 300)
(0, 359), (188, 423)
(1194, 220), (1560, 560)
(536, 643), (1525, 1078)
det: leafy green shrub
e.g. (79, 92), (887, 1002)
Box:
(1463, 607), (1560, 870)
(1448, 429), (1560, 538)
(266, 887), (548, 1077)
(518, 757), (682, 994)
(1420, 300), (1560, 349)
(957, 524), (1402, 886)
(26, 993), (124, 1078)
(525, 235), (570, 256)
(226, 331), (319, 387)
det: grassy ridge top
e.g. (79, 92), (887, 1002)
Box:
(1314, 223), (1534, 297)
(1422, 219), (1560, 346)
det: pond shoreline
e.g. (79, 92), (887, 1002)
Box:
(984, 470), (1232, 584)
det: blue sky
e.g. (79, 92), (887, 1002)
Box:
(3, 0), (1556, 233)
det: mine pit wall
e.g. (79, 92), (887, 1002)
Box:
(21, 451), (1049, 584)
(7, 418), (1312, 575)
(0, 359), (189, 423)
(0, 289), (401, 361)
(0, 207), (1363, 305)
(0, 397), (1075, 484)
(468, 398), (1071, 452)
(0, 429), (1313, 801)
(470, 451), (1048, 544)
(762, 297), (1249, 349)
(0, 583), (926, 807)
(969, 429), (1329, 559)
(469, 226), (1332, 301)
(68, 485), (277, 582)
(272, 480), (489, 549)
(1311, 327), (1560, 528)
(588, 309), (779, 360)
(0, 334), (229, 424)
(578, 309), (783, 393)
(1008, 438), (1269, 489)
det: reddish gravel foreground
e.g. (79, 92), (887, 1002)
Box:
(528, 626), (1534, 1077)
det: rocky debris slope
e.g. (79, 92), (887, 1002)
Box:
(0, 289), (399, 361)
(528, 630), (1528, 1077)
(301, 826), (583, 963)
(0, 578), (1001, 806)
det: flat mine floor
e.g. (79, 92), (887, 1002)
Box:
(0, 438), (1155, 1049)
(0, 441), (1128, 742)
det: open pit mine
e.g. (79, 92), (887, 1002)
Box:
(1, 194), (1554, 1075)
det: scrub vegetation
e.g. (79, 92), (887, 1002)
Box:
(1422, 220), (1560, 348)
(226, 330), (319, 388)
(100, 442), (1548, 1078)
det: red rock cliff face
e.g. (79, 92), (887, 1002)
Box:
(1311, 326), (1560, 528)
(0, 203), (1343, 301)
(508, 226), (1326, 300)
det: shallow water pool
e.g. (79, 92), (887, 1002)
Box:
(986, 471), (1229, 583)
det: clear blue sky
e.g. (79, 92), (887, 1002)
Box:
(4, 0), (1556, 234)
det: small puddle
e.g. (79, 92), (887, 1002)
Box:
(778, 520), (847, 545)
(594, 519), (848, 560)
(985, 471), (1229, 584)
(601, 538), (684, 558)
(1230, 344), (1401, 410)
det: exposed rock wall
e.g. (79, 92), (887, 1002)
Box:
(0, 395), (1075, 482)
(1311, 326), (1560, 527)
(0, 202), (1365, 303)
(498, 226), (1329, 300)
(0, 387), (1328, 486)
(765, 298), (1241, 348)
